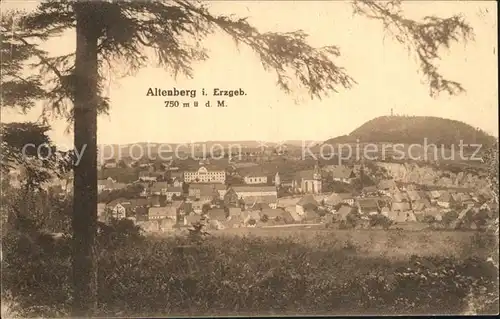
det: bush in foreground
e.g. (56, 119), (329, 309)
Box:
(2, 230), (498, 317)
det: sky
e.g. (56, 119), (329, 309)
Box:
(1, 0), (498, 147)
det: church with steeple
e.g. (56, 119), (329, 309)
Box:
(274, 171), (281, 189)
(291, 162), (323, 194)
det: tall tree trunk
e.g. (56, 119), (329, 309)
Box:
(72, 3), (99, 317)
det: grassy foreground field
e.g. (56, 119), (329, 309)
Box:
(2, 227), (499, 317)
(210, 227), (494, 259)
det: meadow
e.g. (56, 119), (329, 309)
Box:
(210, 227), (493, 259)
(2, 224), (499, 317)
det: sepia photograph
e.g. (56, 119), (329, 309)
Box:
(1, 0), (499, 317)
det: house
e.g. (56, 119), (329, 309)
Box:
(228, 207), (242, 217)
(189, 184), (221, 202)
(480, 201), (498, 213)
(406, 190), (421, 202)
(135, 220), (159, 232)
(134, 205), (149, 220)
(406, 211), (417, 222)
(284, 206), (302, 222)
(418, 191), (430, 201)
(231, 185), (278, 209)
(377, 179), (398, 193)
(170, 171), (184, 182)
(159, 218), (177, 231)
(149, 195), (161, 207)
(151, 182), (170, 196)
(243, 173), (268, 185)
(212, 183), (227, 200)
(97, 203), (107, 222)
(291, 164), (323, 194)
(324, 193), (343, 208)
(453, 193), (475, 208)
(242, 210), (262, 224)
(242, 195), (278, 209)
(339, 193), (355, 206)
(424, 208), (443, 221)
(458, 206), (474, 221)
(303, 209), (321, 222)
(223, 188), (241, 207)
(392, 190), (409, 203)
(208, 208), (228, 221)
(135, 158), (152, 168)
(135, 182), (150, 197)
(172, 178), (183, 188)
(323, 165), (355, 183)
(260, 208), (285, 220)
(335, 205), (353, 221)
(165, 187), (182, 201)
(103, 159), (118, 168)
(207, 219), (226, 230)
(183, 165), (226, 184)
(353, 164), (363, 175)
(98, 177), (115, 193)
(391, 202), (411, 212)
(106, 198), (129, 219)
(148, 200), (184, 222)
(296, 194), (319, 216)
(135, 211), (149, 222)
(97, 177), (127, 193)
(278, 210), (296, 224)
(148, 206), (174, 220)
(231, 162), (260, 169)
(451, 192), (461, 203)
(223, 215), (245, 228)
(411, 198), (430, 212)
(388, 211), (417, 223)
(357, 198), (380, 215)
(191, 201), (205, 214)
(186, 213), (203, 225)
(362, 185), (378, 195)
(437, 191), (452, 209)
(182, 202), (193, 214)
(428, 190), (441, 202)
(139, 170), (159, 182)
(380, 206), (390, 217)
(325, 192), (355, 208)
(122, 198), (149, 215)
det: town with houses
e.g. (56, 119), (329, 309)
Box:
(42, 146), (495, 234)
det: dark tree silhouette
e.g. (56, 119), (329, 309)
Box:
(2, 0), (475, 315)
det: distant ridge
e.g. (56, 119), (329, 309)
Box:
(97, 140), (320, 161)
(323, 116), (497, 147)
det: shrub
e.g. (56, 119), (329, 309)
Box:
(187, 219), (210, 245)
(368, 214), (393, 230)
(422, 215), (436, 224)
(442, 211), (459, 227)
(97, 218), (144, 249)
(345, 211), (360, 228)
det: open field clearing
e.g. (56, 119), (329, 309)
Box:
(3, 225), (498, 317)
(211, 227), (492, 259)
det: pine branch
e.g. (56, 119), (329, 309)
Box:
(353, 0), (474, 97)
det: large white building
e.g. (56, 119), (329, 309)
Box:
(183, 166), (226, 184)
(243, 174), (268, 184)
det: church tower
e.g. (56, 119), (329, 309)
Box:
(313, 163), (322, 194)
(274, 171), (281, 188)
